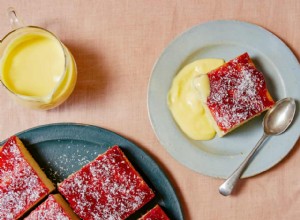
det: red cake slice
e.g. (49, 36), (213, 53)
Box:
(25, 194), (80, 220)
(202, 53), (275, 136)
(139, 205), (170, 220)
(58, 146), (155, 220)
(0, 136), (55, 219)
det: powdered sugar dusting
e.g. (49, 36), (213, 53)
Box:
(58, 146), (154, 220)
(25, 195), (71, 220)
(207, 53), (274, 132)
(43, 146), (96, 183)
(0, 137), (50, 219)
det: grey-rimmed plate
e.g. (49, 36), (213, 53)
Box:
(148, 20), (300, 179)
(0, 123), (183, 220)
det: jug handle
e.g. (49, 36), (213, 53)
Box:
(7, 7), (24, 30)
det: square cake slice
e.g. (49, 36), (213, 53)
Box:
(25, 194), (80, 220)
(202, 52), (275, 136)
(138, 205), (170, 220)
(58, 146), (155, 220)
(0, 136), (55, 219)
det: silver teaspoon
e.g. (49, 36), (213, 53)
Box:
(219, 97), (296, 196)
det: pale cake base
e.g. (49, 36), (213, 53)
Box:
(202, 102), (265, 137)
(16, 137), (55, 192)
(52, 194), (80, 220)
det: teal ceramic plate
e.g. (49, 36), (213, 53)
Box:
(0, 123), (183, 220)
(148, 20), (300, 179)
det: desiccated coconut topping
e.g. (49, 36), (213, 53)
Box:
(25, 195), (71, 220)
(58, 146), (154, 220)
(207, 53), (274, 132)
(0, 136), (50, 220)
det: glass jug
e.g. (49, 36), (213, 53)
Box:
(0, 8), (77, 110)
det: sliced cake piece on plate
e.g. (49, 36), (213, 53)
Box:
(25, 194), (79, 220)
(0, 136), (55, 219)
(139, 205), (170, 220)
(199, 53), (275, 137)
(58, 146), (155, 220)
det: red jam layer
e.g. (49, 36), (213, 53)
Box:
(139, 205), (170, 220)
(25, 195), (71, 220)
(207, 53), (275, 132)
(0, 136), (50, 220)
(58, 146), (154, 220)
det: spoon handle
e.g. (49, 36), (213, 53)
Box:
(219, 133), (269, 196)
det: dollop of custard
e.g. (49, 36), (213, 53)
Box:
(167, 59), (224, 140)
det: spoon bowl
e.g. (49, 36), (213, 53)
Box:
(219, 97), (296, 196)
(264, 97), (296, 135)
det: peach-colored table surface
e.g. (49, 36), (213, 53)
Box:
(1, 1), (300, 219)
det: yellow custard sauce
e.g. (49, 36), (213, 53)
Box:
(167, 59), (224, 140)
(0, 30), (76, 109)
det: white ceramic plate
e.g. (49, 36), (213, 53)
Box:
(148, 20), (300, 179)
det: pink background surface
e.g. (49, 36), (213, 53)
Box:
(0, 1), (300, 219)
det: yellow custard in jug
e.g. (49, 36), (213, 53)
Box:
(0, 30), (76, 109)
(167, 59), (224, 140)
